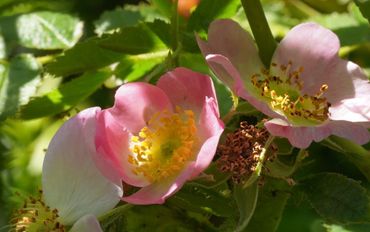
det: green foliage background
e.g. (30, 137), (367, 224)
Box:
(0, 0), (370, 231)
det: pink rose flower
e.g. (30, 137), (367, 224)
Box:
(94, 67), (224, 204)
(197, 19), (370, 148)
(17, 108), (123, 231)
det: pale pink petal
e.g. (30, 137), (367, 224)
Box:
(204, 54), (245, 95)
(193, 97), (224, 178)
(109, 82), (173, 133)
(95, 110), (150, 188)
(42, 108), (122, 225)
(197, 97), (224, 139)
(327, 61), (370, 123)
(265, 118), (370, 148)
(264, 118), (332, 148)
(205, 54), (281, 119)
(327, 121), (370, 145)
(122, 163), (196, 205)
(70, 215), (103, 232)
(157, 67), (218, 115)
(197, 19), (263, 90)
(271, 22), (340, 95)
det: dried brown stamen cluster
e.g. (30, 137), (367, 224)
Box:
(217, 122), (270, 184)
(10, 190), (65, 232)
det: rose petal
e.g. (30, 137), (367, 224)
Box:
(327, 61), (370, 123)
(271, 22), (340, 96)
(110, 82), (173, 133)
(265, 118), (370, 148)
(205, 54), (281, 119)
(328, 121), (370, 145)
(122, 163), (196, 205)
(69, 215), (103, 232)
(197, 97), (224, 139)
(264, 118), (331, 148)
(197, 19), (263, 84)
(157, 67), (218, 116)
(95, 110), (150, 188)
(193, 97), (224, 178)
(42, 108), (122, 225)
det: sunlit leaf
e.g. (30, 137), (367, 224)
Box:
(47, 22), (169, 77)
(94, 8), (143, 35)
(98, 23), (167, 54)
(0, 34), (5, 59)
(354, 0), (370, 23)
(20, 71), (111, 119)
(0, 11), (83, 50)
(46, 37), (123, 76)
(188, 0), (241, 31)
(0, 54), (41, 121)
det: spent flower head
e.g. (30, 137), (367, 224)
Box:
(217, 121), (270, 184)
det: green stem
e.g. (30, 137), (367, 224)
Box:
(326, 136), (370, 181)
(243, 135), (275, 188)
(171, 0), (180, 66)
(241, 0), (277, 67)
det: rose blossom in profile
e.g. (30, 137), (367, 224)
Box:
(94, 67), (224, 205)
(12, 108), (123, 232)
(197, 19), (370, 148)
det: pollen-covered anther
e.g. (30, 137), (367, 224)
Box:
(128, 106), (198, 182)
(250, 61), (331, 125)
(10, 191), (65, 232)
(217, 122), (270, 184)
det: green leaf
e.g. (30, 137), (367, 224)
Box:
(47, 22), (169, 77)
(146, 19), (171, 48)
(150, 0), (173, 19)
(115, 54), (165, 82)
(94, 8), (144, 35)
(0, 34), (6, 59)
(234, 181), (259, 232)
(0, 54), (41, 121)
(335, 25), (370, 47)
(0, 11), (83, 49)
(354, 0), (370, 23)
(46, 37), (123, 76)
(20, 71), (111, 119)
(100, 205), (206, 232)
(245, 178), (291, 232)
(168, 183), (236, 217)
(188, 0), (241, 31)
(300, 172), (370, 224)
(322, 136), (370, 182)
(98, 23), (167, 54)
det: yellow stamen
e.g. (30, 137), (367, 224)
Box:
(11, 191), (65, 232)
(249, 61), (330, 126)
(129, 106), (198, 182)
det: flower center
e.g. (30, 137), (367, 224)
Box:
(128, 106), (197, 182)
(11, 191), (65, 232)
(249, 61), (330, 126)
